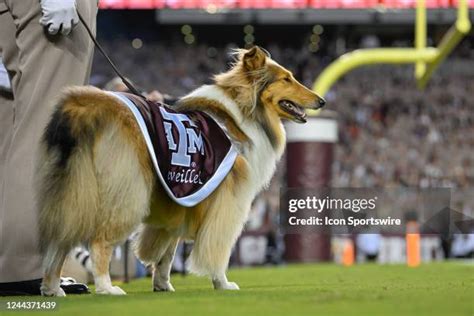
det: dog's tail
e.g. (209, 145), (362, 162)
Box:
(35, 86), (108, 253)
(36, 86), (154, 254)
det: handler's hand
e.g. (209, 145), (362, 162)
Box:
(39, 0), (78, 36)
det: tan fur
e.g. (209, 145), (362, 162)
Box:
(175, 97), (250, 144)
(36, 47), (323, 296)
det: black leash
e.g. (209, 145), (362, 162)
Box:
(77, 12), (145, 99)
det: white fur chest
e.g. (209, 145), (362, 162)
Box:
(183, 85), (285, 193)
(240, 120), (284, 192)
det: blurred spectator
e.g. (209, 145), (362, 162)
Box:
(356, 233), (381, 261)
(451, 233), (474, 258)
(104, 76), (129, 92)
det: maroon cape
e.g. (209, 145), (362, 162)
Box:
(109, 92), (238, 207)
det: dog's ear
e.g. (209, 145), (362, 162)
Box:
(242, 46), (266, 72)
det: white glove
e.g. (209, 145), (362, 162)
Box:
(0, 58), (11, 92)
(39, 0), (79, 36)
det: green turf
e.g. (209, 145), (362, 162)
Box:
(1, 262), (473, 316)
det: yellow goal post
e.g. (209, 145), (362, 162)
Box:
(311, 0), (471, 115)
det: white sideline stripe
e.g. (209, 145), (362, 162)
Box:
(108, 92), (238, 207)
(285, 118), (338, 143)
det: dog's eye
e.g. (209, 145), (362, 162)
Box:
(283, 77), (291, 83)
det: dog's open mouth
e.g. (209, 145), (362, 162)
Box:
(279, 100), (307, 123)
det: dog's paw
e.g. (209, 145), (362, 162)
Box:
(96, 286), (126, 295)
(153, 281), (175, 292)
(41, 285), (66, 297)
(214, 281), (240, 290)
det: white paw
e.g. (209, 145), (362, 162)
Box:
(41, 285), (66, 297)
(153, 281), (175, 292)
(214, 281), (240, 290)
(96, 286), (126, 295)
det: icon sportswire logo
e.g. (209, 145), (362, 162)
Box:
(160, 107), (205, 167)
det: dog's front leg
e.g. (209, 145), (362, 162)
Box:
(153, 238), (179, 292)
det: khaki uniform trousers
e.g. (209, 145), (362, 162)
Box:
(0, 0), (97, 282)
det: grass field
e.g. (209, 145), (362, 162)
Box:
(1, 262), (473, 316)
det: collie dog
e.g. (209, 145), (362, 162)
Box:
(36, 46), (325, 296)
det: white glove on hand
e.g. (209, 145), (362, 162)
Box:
(39, 0), (79, 36)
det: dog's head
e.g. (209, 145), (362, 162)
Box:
(215, 46), (325, 123)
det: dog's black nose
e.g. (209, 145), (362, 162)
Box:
(318, 97), (326, 108)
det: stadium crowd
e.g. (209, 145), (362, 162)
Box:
(91, 40), (474, 194)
